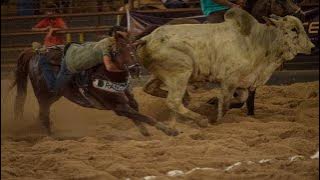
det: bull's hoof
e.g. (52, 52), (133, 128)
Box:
(196, 118), (209, 128)
(155, 123), (179, 136)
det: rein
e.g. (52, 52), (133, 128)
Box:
(112, 39), (141, 71)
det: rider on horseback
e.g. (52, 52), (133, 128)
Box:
(39, 27), (128, 94)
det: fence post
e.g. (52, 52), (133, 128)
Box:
(66, 33), (72, 43)
(126, 8), (131, 31)
(79, 33), (84, 43)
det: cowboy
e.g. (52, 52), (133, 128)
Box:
(39, 28), (127, 94)
(160, 0), (189, 8)
(200, 0), (241, 23)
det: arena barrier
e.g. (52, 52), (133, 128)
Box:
(125, 6), (318, 46)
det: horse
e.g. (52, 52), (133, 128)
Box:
(10, 31), (178, 137)
(246, 0), (305, 22)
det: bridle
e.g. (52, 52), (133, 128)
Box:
(111, 39), (141, 73)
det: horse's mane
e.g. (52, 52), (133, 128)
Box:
(134, 25), (159, 40)
(245, 0), (257, 13)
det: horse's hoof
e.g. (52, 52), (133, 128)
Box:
(162, 128), (179, 136)
(168, 128), (179, 136)
(196, 118), (209, 128)
(139, 129), (151, 136)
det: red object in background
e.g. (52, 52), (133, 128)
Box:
(34, 17), (67, 47)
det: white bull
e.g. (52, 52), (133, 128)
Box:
(136, 8), (315, 127)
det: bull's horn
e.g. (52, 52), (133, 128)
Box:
(133, 40), (147, 47)
(269, 14), (281, 20)
(262, 16), (279, 26)
(114, 31), (129, 40)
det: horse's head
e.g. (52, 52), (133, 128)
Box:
(111, 31), (141, 79)
(270, 0), (305, 21)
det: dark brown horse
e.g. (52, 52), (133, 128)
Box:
(10, 31), (178, 137)
(246, 0), (305, 22)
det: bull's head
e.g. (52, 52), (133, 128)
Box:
(263, 15), (315, 60)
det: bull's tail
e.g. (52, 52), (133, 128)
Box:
(10, 48), (34, 121)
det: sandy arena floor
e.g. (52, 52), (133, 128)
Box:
(1, 79), (319, 180)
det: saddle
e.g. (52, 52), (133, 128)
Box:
(35, 43), (130, 108)
(33, 45), (64, 65)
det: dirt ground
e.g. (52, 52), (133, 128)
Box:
(1, 79), (319, 180)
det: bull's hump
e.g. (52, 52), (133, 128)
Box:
(155, 23), (232, 37)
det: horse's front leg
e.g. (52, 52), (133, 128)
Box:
(113, 104), (178, 136)
(38, 98), (58, 135)
(124, 88), (139, 111)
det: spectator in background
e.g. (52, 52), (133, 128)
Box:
(1, 0), (10, 5)
(32, 3), (67, 47)
(161, 0), (189, 9)
(17, 0), (34, 15)
(97, 0), (116, 12)
(200, 0), (241, 23)
(54, 0), (71, 13)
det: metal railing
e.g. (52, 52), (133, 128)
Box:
(1, 0), (126, 16)
(1, 8), (202, 50)
(1, 0), (318, 50)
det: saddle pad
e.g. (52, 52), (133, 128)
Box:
(92, 78), (129, 93)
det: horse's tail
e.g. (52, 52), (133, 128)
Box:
(10, 48), (34, 120)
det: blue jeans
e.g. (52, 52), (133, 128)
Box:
(164, 0), (188, 8)
(39, 55), (74, 93)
